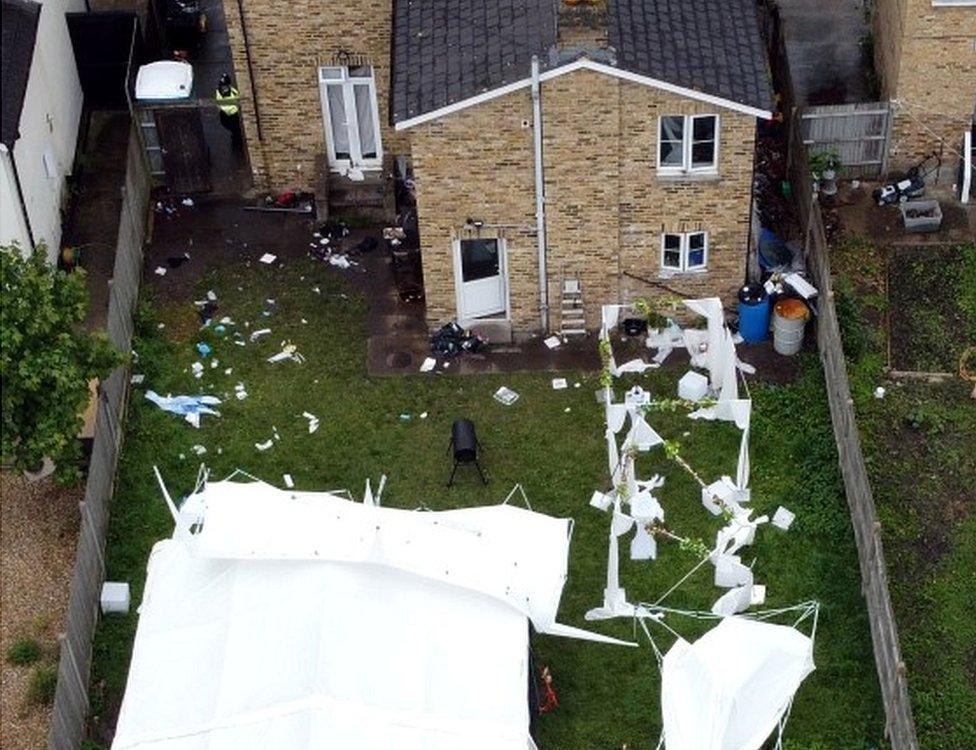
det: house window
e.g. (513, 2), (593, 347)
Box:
(660, 231), (708, 272)
(657, 114), (719, 173)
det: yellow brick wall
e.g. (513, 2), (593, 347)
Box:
(874, 0), (976, 172)
(410, 70), (757, 333)
(221, 0), (410, 188)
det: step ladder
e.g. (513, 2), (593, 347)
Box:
(559, 278), (587, 337)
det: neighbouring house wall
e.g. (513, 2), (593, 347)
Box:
(221, 0), (409, 189)
(0, 150), (32, 250)
(410, 70), (756, 333)
(875, 0), (976, 176)
(10, 0), (86, 260)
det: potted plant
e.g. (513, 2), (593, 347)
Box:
(809, 149), (841, 196)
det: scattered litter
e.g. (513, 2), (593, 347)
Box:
(267, 343), (306, 364)
(224, 368), (233, 375)
(154, 266), (167, 276)
(181, 198), (195, 207)
(771, 506), (795, 531)
(273, 426), (281, 441)
(190, 362), (204, 378)
(210, 360), (219, 369)
(130, 373), (145, 385)
(255, 439), (274, 451)
(574, 382), (581, 388)
(191, 444), (207, 456)
(399, 412), (412, 421)
(196, 342), (212, 357)
(234, 382), (248, 400)
(259, 253), (277, 264)
(312, 286), (321, 294)
(544, 335), (562, 350)
(283, 474), (295, 489)
(206, 290), (217, 301)
(219, 316), (234, 325)
(564, 407), (571, 413)
(329, 254), (351, 269)
(419, 412), (428, 419)
(302, 411), (319, 433)
(249, 328), (272, 342)
(430, 322), (486, 358)
(493, 386), (519, 406)
(552, 378), (568, 390)
(214, 325), (226, 335)
(783, 272), (818, 300)
(420, 357), (437, 372)
(874, 386), (886, 399)
(145, 391), (221, 428)
(301, 318), (308, 324)
(157, 323), (166, 329)
(178, 453), (186, 460)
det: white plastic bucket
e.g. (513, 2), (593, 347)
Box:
(773, 299), (809, 356)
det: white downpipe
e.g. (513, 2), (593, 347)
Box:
(531, 56), (549, 332)
(962, 128), (972, 204)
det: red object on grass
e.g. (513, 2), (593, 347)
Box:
(538, 666), (559, 714)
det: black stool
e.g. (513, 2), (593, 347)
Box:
(448, 419), (488, 486)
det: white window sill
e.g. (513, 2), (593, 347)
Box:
(655, 170), (721, 183)
(659, 268), (709, 278)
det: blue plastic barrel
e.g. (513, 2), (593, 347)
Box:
(738, 284), (771, 343)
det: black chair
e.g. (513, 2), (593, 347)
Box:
(448, 419), (488, 486)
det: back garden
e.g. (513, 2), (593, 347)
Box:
(831, 239), (976, 750)
(84, 209), (887, 749)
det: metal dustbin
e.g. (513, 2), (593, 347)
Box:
(738, 284), (771, 343)
(900, 200), (943, 233)
(772, 298), (810, 356)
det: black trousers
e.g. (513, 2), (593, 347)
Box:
(219, 110), (243, 150)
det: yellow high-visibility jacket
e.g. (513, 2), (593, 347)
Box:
(215, 86), (239, 116)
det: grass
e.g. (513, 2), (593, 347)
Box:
(833, 238), (976, 750)
(27, 666), (58, 706)
(6, 636), (43, 666)
(88, 252), (884, 748)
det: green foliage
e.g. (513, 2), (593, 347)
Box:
(1, 244), (120, 477)
(808, 148), (841, 178)
(6, 636), (42, 666)
(833, 276), (868, 361)
(26, 666), (58, 705)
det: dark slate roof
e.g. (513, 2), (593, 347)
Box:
(391, 0), (557, 124)
(391, 0), (773, 125)
(609, 0), (773, 112)
(1, 0), (41, 147)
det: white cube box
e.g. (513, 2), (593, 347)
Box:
(678, 370), (709, 402)
(100, 581), (131, 614)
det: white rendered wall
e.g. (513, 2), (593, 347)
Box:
(0, 149), (32, 250)
(9, 0), (86, 261)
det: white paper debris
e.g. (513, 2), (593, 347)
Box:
(191, 444), (207, 456)
(420, 357), (437, 373)
(771, 506), (795, 531)
(130, 373), (145, 384)
(234, 383), (248, 400)
(283, 474), (294, 489)
(259, 253), (277, 264)
(544, 335), (561, 350)
(249, 328), (272, 342)
(154, 267), (167, 276)
(493, 386), (519, 405)
(552, 378), (568, 390)
(874, 386), (886, 399)
(181, 198), (194, 207)
(302, 411), (320, 433)
(191, 362), (204, 379)
(255, 439), (273, 451)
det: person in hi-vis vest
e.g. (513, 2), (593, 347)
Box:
(215, 74), (242, 150)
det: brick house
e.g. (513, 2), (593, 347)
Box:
(873, 0), (976, 177)
(222, 0), (773, 335)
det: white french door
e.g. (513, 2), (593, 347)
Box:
(318, 65), (383, 170)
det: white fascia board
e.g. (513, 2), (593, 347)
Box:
(394, 58), (773, 130)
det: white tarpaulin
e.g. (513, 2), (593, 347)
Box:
(661, 617), (815, 750)
(113, 479), (623, 750)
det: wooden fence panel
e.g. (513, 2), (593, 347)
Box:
(801, 101), (893, 178)
(46, 121), (150, 750)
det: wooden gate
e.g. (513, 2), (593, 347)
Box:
(154, 106), (211, 193)
(800, 102), (892, 178)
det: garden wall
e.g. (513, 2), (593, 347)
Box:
(46, 123), (150, 750)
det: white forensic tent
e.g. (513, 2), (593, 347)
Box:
(112, 477), (625, 750)
(660, 617), (815, 750)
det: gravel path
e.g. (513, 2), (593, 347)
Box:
(1, 472), (80, 750)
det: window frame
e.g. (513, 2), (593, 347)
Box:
(656, 114), (720, 175)
(659, 231), (709, 273)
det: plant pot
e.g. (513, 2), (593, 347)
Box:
(820, 169), (838, 197)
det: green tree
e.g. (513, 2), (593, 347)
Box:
(1, 243), (119, 479)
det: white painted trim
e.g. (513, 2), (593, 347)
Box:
(962, 128), (972, 204)
(394, 58), (772, 130)
(656, 113), (720, 174)
(660, 230), (709, 273)
(319, 65), (383, 171)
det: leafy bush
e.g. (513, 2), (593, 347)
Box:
(1, 243), (121, 479)
(6, 637), (42, 666)
(833, 276), (868, 362)
(26, 666), (58, 705)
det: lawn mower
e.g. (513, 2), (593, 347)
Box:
(873, 153), (941, 206)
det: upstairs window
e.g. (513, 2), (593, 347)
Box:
(657, 114), (719, 173)
(661, 231), (708, 272)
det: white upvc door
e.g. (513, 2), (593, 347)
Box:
(318, 65), (383, 170)
(453, 238), (509, 321)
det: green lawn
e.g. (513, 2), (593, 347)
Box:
(833, 239), (976, 750)
(88, 254), (884, 748)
